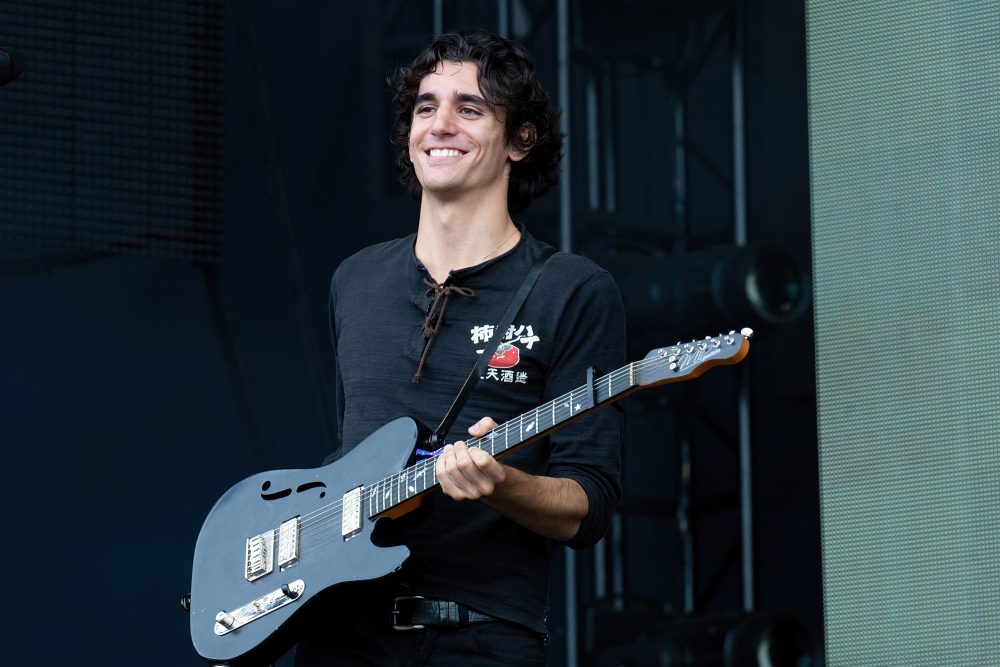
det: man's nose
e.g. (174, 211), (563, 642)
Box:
(430, 107), (457, 134)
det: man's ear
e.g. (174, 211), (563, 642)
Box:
(509, 122), (537, 163)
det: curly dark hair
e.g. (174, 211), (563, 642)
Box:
(389, 30), (564, 213)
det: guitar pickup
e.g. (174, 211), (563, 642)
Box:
(342, 486), (363, 540)
(277, 517), (300, 570)
(245, 530), (274, 582)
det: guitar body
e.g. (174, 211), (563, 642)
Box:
(189, 417), (419, 665)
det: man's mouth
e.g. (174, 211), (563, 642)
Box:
(427, 148), (465, 157)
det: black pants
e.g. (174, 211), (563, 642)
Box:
(293, 581), (546, 667)
(294, 619), (547, 666)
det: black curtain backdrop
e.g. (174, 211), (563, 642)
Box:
(0, 1), (821, 665)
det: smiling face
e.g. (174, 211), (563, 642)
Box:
(407, 61), (524, 203)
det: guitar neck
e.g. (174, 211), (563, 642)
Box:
(366, 363), (635, 517)
(364, 364), (636, 518)
(363, 329), (751, 519)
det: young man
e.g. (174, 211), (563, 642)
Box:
(296, 31), (626, 666)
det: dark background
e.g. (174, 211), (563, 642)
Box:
(0, 0), (820, 665)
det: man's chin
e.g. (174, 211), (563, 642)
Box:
(420, 181), (468, 200)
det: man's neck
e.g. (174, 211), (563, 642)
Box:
(414, 191), (520, 284)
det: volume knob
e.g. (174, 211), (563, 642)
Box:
(215, 611), (236, 629)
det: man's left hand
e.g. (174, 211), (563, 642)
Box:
(436, 417), (507, 501)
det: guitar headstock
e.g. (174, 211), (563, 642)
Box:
(634, 328), (753, 388)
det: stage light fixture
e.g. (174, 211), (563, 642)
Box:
(583, 240), (809, 350)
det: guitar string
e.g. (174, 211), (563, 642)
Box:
(286, 349), (722, 542)
(286, 350), (724, 548)
(294, 389), (602, 540)
(291, 348), (723, 543)
(288, 360), (646, 541)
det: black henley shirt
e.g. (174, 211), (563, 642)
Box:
(328, 227), (626, 633)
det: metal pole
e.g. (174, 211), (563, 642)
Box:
(673, 92), (696, 614)
(731, 0), (755, 614)
(673, 94), (687, 244)
(611, 513), (624, 611)
(594, 536), (607, 600)
(557, 0), (572, 254)
(602, 63), (617, 213)
(557, 4), (577, 663)
(679, 434), (695, 613)
(433, 0), (443, 37)
(586, 77), (599, 211)
(498, 0), (510, 38)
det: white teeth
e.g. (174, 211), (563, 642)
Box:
(429, 149), (463, 157)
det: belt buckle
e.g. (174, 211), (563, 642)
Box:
(392, 595), (426, 631)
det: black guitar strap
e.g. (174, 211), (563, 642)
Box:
(426, 246), (557, 449)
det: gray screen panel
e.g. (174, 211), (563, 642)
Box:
(807, 2), (1000, 664)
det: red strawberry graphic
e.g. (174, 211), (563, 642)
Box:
(489, 342), (520, 368)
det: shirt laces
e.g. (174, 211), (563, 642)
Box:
(412, 277), (476, 384)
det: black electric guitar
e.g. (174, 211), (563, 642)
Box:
(188, 329), (753, 665)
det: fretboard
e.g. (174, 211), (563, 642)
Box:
(364, 362), (637, 519)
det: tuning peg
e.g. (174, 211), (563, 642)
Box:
(740, 327), (754, 339)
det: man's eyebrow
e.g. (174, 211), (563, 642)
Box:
(414, 91), (491, 107)
(456, 92), (490, 107)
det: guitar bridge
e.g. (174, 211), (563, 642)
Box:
(245, 530), (274, 582)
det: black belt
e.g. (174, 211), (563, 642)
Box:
(391, 596), (496, 630)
